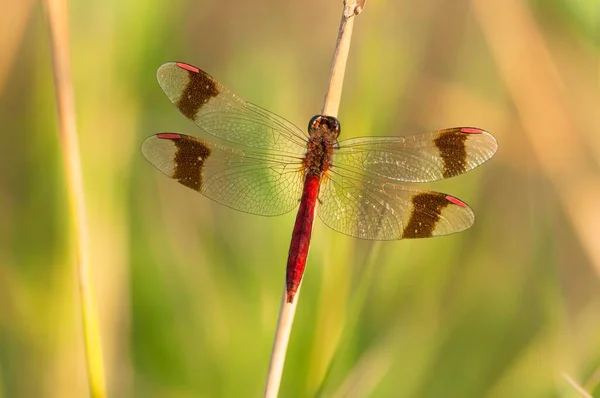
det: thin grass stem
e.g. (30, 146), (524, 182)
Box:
(42, 0), (107, 396)
(263, 2), (366, 397)
(563, 373), (593, 398)
(264, 282), (302, 398)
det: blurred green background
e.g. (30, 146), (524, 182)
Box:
(1, 0), (599, 397)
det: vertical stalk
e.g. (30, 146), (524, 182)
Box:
(321, 0), (365, 117)
(264, 283), (302, 398)
(43, 0), (107, 396)
(263, 2), (366, 397)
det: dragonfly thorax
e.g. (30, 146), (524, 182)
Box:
(304, 115), (340, 176)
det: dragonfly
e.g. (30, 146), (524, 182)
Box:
(142, 62), (498, 303)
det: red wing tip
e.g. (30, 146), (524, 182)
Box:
(176, 62), (200, 73)
(460, 127), (485, 134)
(157, 133), (182, 140)
(445, 195), (468, 207)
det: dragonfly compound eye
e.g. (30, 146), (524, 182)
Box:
(308, 115), (341, 139)
(308, 115), (322, 132)
(327, 117), (341, 139)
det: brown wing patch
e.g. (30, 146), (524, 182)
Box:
(175, 64), (220, 120)
(165, 135), (211, 191)
(434, 129), (469, 178)
(402, 192), (452, 238)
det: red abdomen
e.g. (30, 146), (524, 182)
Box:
(286, 174), (320, 303)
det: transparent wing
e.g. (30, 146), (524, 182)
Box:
(333, 127), (497, 182)
(317, 167), (475, 240)
(157, 62), (308, 155)
(142, 133), (304, 216)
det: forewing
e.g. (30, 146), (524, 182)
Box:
(157, 62), (308, 154)
(333, 127), (497, 182)
(317, 168), (474, 240)
(142, 133), (304, 216)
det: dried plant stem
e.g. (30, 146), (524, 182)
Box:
(264, 282), (302, 398)
(322, 1), (365, 116)
(43, 0), (107, 396)
(263, 2), (365, 397)
(562, 373), (593, 398)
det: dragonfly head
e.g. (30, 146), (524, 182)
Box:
(308, 115), (341, 140)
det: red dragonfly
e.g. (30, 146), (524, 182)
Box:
(143, 62), (497, 303)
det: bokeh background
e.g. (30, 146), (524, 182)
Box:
(1, 0), (599, 397)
